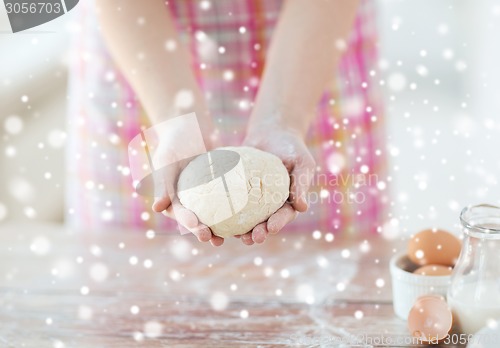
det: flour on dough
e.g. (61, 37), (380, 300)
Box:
(177, 146), (290, 238)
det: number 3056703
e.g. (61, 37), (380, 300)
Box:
(5, 2), (62, 14)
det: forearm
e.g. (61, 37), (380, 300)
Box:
(95, 0), (211, 131)
(249, 0), (360, 137)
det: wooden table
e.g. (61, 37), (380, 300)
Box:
(0, 223), (464, 347)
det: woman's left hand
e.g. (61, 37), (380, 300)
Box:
(240, 125), (316, 245)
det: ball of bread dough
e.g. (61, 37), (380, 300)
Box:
(177, 146), (290, 238)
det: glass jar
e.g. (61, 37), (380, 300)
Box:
(447, 204), (500, 335)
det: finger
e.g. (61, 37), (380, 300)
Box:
(191, 223), (212, 243)
(234, 235), (242, 239)
(166, 200), (212, 242)
(151, 165), (178, 212)
(167, 198), (198, 229)
(210, 235), (224, 247)
(252, 222), (268, 244)
(152, 196), (171, 213)
(179, 223), (212, 243)
(241, 232), (254, 245)
(267, 203), (297, 235)
(242, 239), (254, 246)
(177, 221), (212, 243)
(289, 157), (315, 212)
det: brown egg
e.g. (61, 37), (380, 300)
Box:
(407, 229), (461, 266)
(413, 264), (453, 276)
(408, 295), (453, 342)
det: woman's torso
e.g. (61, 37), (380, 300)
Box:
(66, 0), (388, 236)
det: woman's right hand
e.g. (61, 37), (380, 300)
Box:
(150, 119), (224, 247)
(96, 0), (223, 246)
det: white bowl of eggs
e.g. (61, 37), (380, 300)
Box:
(390, 228), (461, 320)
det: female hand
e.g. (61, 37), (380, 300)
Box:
(240, 124), (316, 245)
(150, 122), (225, 247)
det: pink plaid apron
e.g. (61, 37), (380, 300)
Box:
(67, 0), (388, 236)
